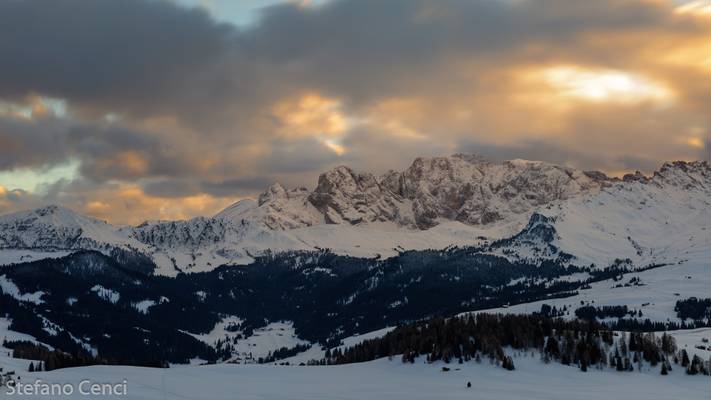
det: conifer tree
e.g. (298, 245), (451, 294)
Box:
(681, 349), (690, 368)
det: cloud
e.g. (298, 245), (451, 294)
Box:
(0, 115), (204, 180)
(259, 137), (347, 174)
(0, 0), (235, 123)
(142, 176), (273, 198)
(0, 0), (683, 125)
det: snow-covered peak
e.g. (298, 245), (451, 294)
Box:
(214, 199), (257, 220)
(4, 204), (100, 227)
(652, 160), (711, 190)
(0, 204), (133, 251)
(232, 154), (605, 230)
(219, 155), (711, 233)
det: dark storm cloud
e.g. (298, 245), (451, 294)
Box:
(457, 139), (603, 170)
(0, 0), (235, 122)
(0, 117), (73, 170)
(0, 115), (198, 180)
(259, 138), (348, 174)
(143, 176), (272, 198)
(459, 138), (667, 173)
(337, 125), (452, 174)
(0, 0), (678, 123)
(615, 155), (664, 173)
(200, 177), (274, 197)
(3, 188), (30, 203)
(247, 0), (672, 101)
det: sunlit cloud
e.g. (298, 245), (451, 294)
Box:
(323, 139), (346, 155)
(365, 98), (430, 140)
(672, 126), (709, 150)
(0, 185), (31, 213)
(98, 151), (150, 178)
(687, 137), (705, 148)
(272, 93), (348, 138)
(660, 39), (711, 72)
(540, 66), (674, 105)
(79, 184), (237, 224)
(0, 95), (67, 120)
(675, 0), (711, 16)
(272, 92), (350, 155)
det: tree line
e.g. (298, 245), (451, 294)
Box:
(675, 297), (711, 321)
(324, 313), (710, 376)
(4, 340), (167, 371)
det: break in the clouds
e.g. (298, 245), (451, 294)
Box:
(0, 0), (710, 223)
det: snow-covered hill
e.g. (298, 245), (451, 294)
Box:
(3, 339), (710, 400)
(0, 205), (148, 266)
(0, 155), (709, 275)
(2, 310), (710, 400)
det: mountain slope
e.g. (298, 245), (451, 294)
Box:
(0, 205), (130, 251)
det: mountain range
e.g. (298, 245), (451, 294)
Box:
(1, 154), (709, 276)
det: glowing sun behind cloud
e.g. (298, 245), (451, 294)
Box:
(675, 0), (711, 16)
(541, 66), (674, 104)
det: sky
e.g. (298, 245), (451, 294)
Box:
(1, 0), (711, 224)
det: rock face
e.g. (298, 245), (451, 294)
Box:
(652, 161), (711, 190)
(387, 155), (601, 228)
(300, 154), (602, 229)
(308, 166), (406, 225)
(254, 183), (323, 230)
(131, 217), (229, 250)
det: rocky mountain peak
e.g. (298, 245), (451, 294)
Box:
(258, 182), (288, 206)
(244, 154), (605, 229)
(652, 160), (711, 190)
(308, 165), (403, 225)
(31, 204), (81, 220)
(211, 154), (604, 230)
(387, 154), (601, 228)
(609, 160), (711, 190)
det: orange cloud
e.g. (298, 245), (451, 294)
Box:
(77, 184), (237, 224)
(514, 64), (675, 110)
(272, 92), (349, 138)
(270, 92), (350, 156)
(675, 0), (711, 16)
(93, 151), (149, 179)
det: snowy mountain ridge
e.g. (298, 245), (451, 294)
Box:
(0, 155), (709, 275)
